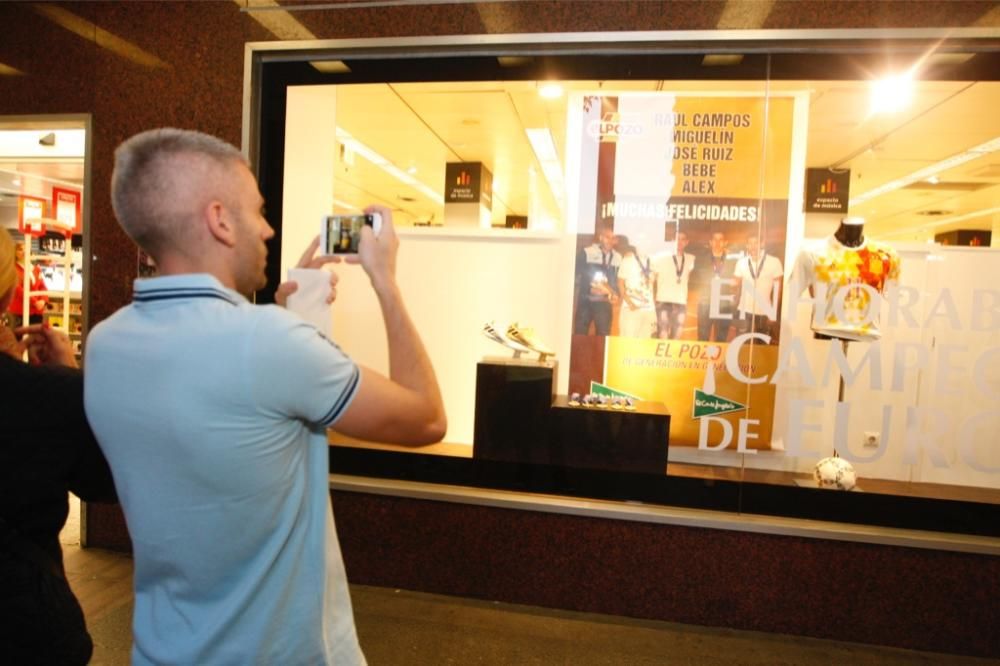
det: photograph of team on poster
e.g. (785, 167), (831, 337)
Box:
(569, 92), (796, 450)
(573, 217), (787, 344)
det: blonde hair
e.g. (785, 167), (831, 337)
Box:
(0, 227), (16, 299)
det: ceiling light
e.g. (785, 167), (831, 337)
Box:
(406, 166), (417, 175)
(525, 128), (558, 162)
(702, 54), (744, 66)
(498, 56), (533, 68)
(11, 178), (21, 187)
(310, 60), (351, 74)
(924, 205), (1000, 229)
(525, 128), (564, 212)
(851, 135), (1000, 205)
(236, 0), (316, 40)
(538, 83), (563, 99)
(882, 205), (1000, 240)
(335, 128), (442, 205)
(33, 5), (170, 69)
(927, 53), (975, 66)
(869, 72), (914, 115)
(0, 62), (24, 76)
(926, 175), (940, 185)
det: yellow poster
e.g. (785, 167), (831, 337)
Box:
(570, 93), (794, 451)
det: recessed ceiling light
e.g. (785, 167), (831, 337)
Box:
(498, 56), (532, 68)
(310, 60), (351, 74)
(851, 135), (1000, 205)
(539, 83), (563, 99)
(870, 72), (914, 115)
(926, 175), (940, 185)
(927, 53), (974, 66)
(702, 54), (744, 66)
(11, 178), (21, 186)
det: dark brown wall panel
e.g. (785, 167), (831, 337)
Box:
(1, 1), (996, 658)
(334, 491), (1000, 658)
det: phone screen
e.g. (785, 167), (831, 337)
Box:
(323, 214), (373, 254)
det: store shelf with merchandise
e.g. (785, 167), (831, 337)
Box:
(42, 292), (83, 335)
(29, 239), (85, 357)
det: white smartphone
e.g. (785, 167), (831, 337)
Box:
(320, 212), (383, 255)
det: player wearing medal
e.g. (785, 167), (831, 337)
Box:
(652, 230), (695, 339)
(734, 234), (783, 341)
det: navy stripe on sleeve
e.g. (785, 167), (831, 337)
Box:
(319, 364), (361, 427)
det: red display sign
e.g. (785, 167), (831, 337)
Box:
(17, 195), (46, 236)
(51, 187), (82, 234)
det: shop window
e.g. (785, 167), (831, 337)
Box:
(250, 40), (1000, 536)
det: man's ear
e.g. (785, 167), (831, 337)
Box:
(204, 200), (237, 247)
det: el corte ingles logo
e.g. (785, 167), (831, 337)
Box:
(691, 346), (746, 419)
(692, 389), (745, 419)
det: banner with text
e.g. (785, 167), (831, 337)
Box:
(570, 93), (795, 451)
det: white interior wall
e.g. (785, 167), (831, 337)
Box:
(281, 86), (338, 279)
(330, 230), (575, 445)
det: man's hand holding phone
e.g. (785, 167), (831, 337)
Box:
(345, 205), (398, 292)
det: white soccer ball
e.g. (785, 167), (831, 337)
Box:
(813, 456), (857, 491)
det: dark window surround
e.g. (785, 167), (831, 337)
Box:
(249, 35), (1000, 538)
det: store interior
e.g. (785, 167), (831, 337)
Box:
(317, 77), (1000, 243)
(276, 70), (999, 506)
(0, 121), (86, 357)
(1, 119), (88, 538)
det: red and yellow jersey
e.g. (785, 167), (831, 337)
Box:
(791, 236), (901, 341)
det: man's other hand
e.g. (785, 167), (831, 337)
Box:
(275, 235), (341, 307)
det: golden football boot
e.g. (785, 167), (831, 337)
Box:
(483, 321), (533, 358)
(506, 323), (554, 361)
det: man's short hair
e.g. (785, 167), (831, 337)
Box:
(111, 128), (246, 255)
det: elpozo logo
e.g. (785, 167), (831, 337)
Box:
(586, 112), (643, 143)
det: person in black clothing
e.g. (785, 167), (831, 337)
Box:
(0, 227), (117, 665)
(691, 230), (738, 342)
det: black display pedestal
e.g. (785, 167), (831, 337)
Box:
(473, 357), (557, 466)
(473, 358), (670, 475)
(549, 397), (670, 474)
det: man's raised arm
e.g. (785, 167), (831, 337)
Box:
(331, 205), (446, 445)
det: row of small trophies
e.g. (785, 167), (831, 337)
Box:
(568, 392), (637, 410)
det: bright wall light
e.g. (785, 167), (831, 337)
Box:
(869, 73), (914, 115)
(538, 82), (564, 99)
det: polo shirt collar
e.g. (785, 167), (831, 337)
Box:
(133, 274), (245, 306)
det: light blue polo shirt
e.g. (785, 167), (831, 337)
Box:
(84, 274), (365, 666)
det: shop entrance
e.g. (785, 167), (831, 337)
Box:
(0, 114), (92, 544)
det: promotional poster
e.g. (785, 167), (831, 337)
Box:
(569, 93), (795, 450)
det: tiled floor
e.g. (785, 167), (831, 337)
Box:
(63, 532), (993, 665)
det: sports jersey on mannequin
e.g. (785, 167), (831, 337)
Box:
(791, 217), (901, 342)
